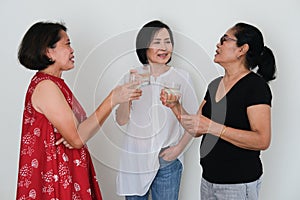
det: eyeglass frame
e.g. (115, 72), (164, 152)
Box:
(220, 35), (237, 45)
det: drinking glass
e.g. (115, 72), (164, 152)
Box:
(129, 64), (151, 88)
(163, 81), (181, 103)
(137, 64), (150, 86)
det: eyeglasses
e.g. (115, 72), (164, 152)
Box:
(220, 35), (237, 45)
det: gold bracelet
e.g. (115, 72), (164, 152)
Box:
(219, 126), (226, 138)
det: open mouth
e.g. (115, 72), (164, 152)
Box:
(157, 53), (169, 59)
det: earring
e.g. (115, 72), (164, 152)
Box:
(49, 58), (53, 62)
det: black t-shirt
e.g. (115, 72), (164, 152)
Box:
(201, 72), (272, 184)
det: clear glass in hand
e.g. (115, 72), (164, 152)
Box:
(129, 64), (150, 88)
(163, 82), (181, 103)
(137, 64), (150, 86)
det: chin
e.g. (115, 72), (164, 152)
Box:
(213, 56), (220, 64)
(65, 65), (75, 71)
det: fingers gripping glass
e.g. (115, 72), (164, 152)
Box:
(220, 35), (237, 45)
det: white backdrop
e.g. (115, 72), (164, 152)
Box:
(1, 0), (299, 199)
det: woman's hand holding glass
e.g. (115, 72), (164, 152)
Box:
(160, 89), (180, 108)
(160, 81), (181, 107)
(128, 64), (150, 89)
(160, 81), (182, 121)
(111, 81), (142, 106)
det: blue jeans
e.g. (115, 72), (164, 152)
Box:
(125, 159), (183, 200)
(201, 177), (262, 200)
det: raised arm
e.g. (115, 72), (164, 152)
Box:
(115, 101), (131, 126)
(32, 80), (141, 149)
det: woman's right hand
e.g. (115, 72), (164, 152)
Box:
(111, 82), (142, 106)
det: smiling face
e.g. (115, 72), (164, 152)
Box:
(146, 28), (173, 65)
(47, 30), (75, 72)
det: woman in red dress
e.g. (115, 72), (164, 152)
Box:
(16, 21), (142, 200)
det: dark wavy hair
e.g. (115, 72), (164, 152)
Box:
(136, 20), (174, 64)
(18, 21), (67, 70)
(232, 22), (276, 82)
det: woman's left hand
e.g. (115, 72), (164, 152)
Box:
(160, 89), (180, 108)
(159, 145), (181, 161)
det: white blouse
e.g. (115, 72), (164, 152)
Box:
(115, 67), (198, 196)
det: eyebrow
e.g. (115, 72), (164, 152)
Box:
(224, 34), (234, 38)
(153, 38), (171, 41)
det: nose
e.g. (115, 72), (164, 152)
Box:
(70, 46), (74, 54)
(159, 42), (167, 50)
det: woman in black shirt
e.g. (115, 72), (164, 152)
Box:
(179, 22), (276, 199)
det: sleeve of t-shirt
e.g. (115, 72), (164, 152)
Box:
(245, 77), (272, 107)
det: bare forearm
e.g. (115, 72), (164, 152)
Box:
(77, 92), (115, 144)
(211, 105), (271, 150)
(176, 131), (193, 152)
(208, 121), (270, 151)
(216, 126), (270, 150)
(171, 103), (189, 118)
(115, 102), (131, 125)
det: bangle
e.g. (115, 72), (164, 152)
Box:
(219, 126), (226, 138)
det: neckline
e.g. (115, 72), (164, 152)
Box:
(151, 66), (173, 78)
(214, 71), (252, 103)
(150, 66), (173, 83)
(36, 71), (65, 82)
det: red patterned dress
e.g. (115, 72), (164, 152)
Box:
(16, 72), (103, 200)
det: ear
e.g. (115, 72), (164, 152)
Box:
(46, 47), (54, 60)
(240, 43), (249, 55)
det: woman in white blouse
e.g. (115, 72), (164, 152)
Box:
(115, 20), (198, 200)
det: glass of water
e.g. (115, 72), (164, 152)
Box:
(163, 81), (181, 103)
(137, 64), (150, 86)
(129, 64), (150, 88)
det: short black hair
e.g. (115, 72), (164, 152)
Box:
(18, 21), (67, 70)
(136, 20), (174, 64)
